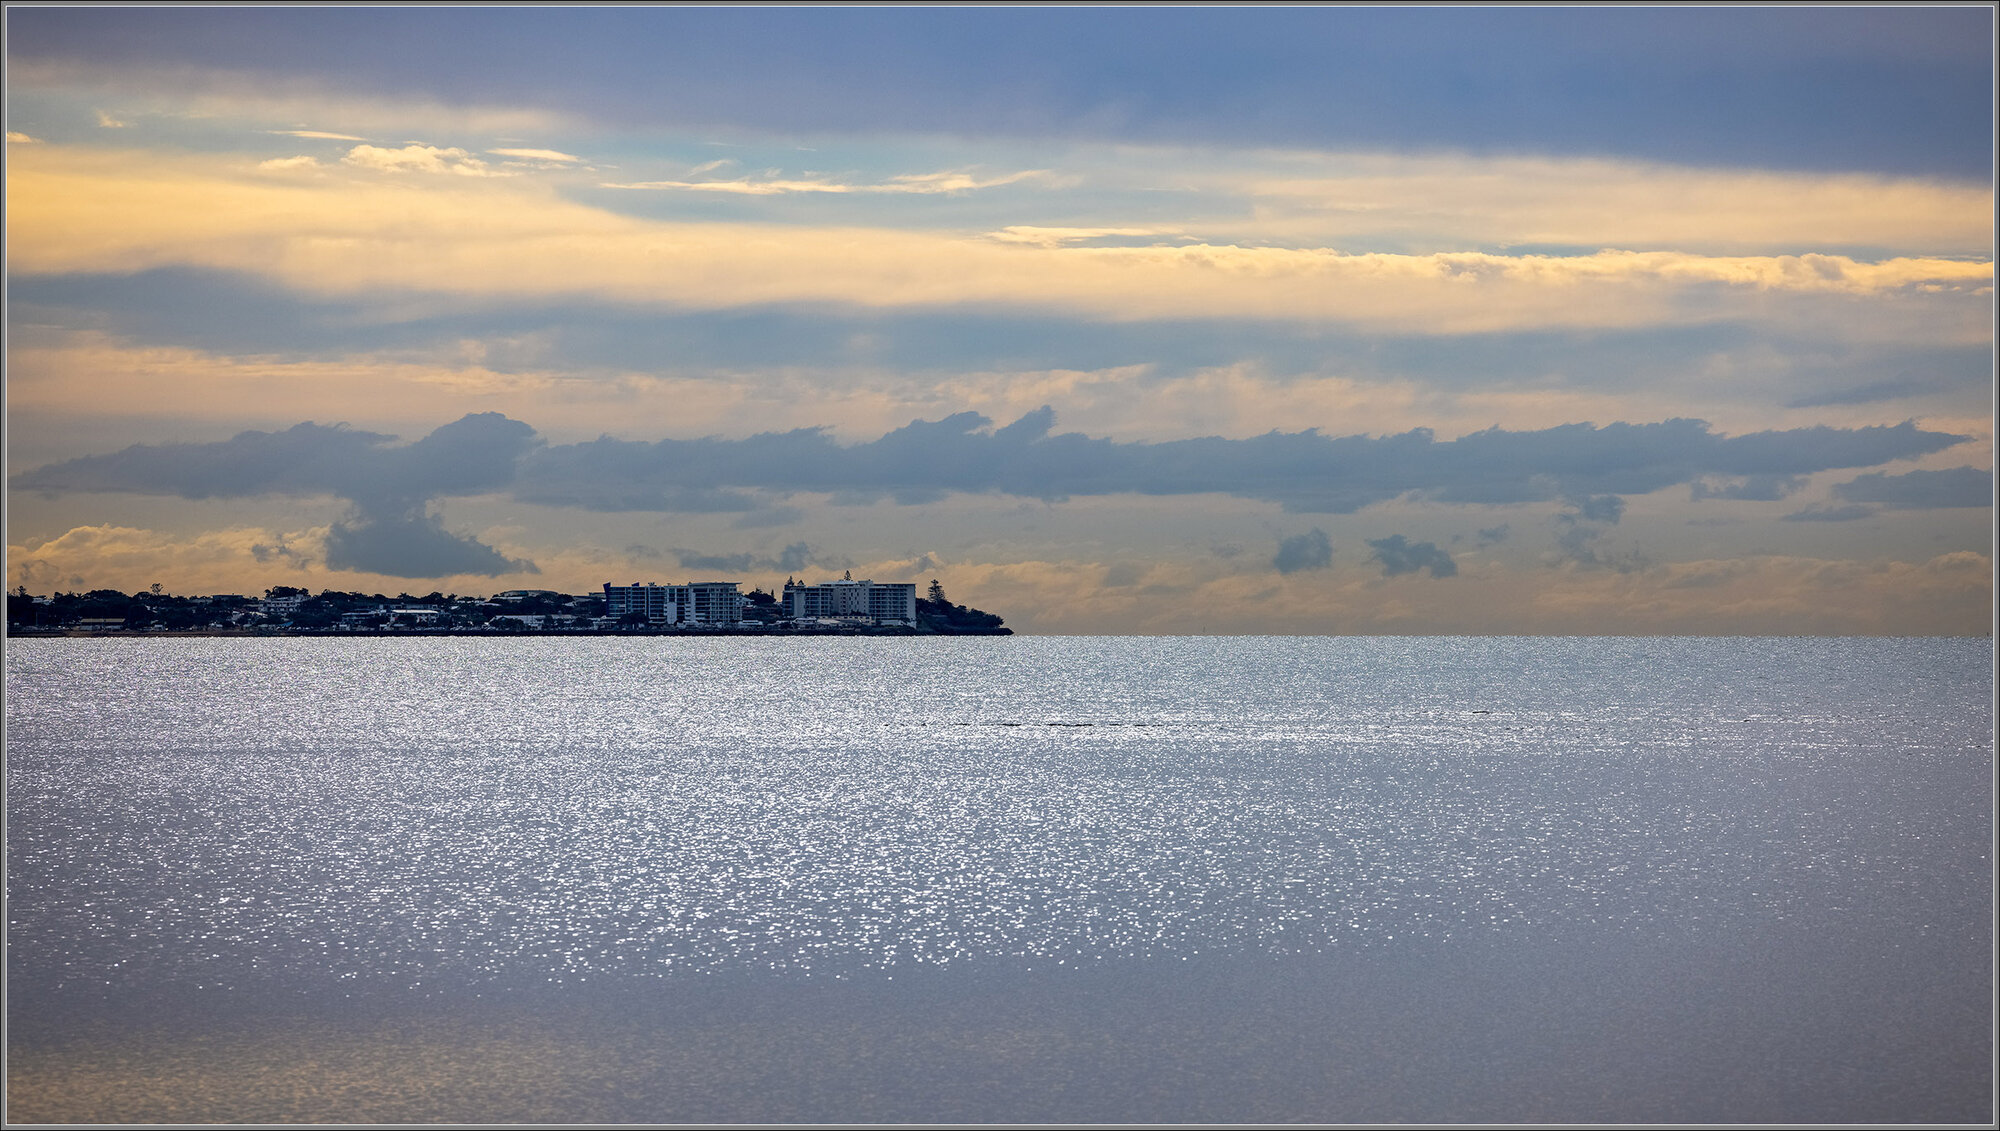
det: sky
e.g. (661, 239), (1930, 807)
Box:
(5, 6), (1993, 634)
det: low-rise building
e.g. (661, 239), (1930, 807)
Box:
(488, 614), (546, 629)
(258, 592), (311, 617)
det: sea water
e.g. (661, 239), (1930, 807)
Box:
(5, 636), (1991, 1123)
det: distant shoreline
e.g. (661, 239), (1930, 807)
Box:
(9, 624), (1013, 638)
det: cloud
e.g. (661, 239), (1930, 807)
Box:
(1832, 466), (1992, 509)
(6, 131), (43, 144)
(257, 155), (322, 172)
(341, 143), (500, 176)
(1689, 474), (1807, 501)
(24, 410), (1969, 529)
(671, 549), (758, 574)
(675, 541), (822, 575)
(35, 321), (1966, 466)
(599, 168), (1045, 194)
(94, 109), (127, 128)
(522, 413), (1968, 515)
(1783, 376), (1950, 408)
(249, 533), (312, 566)
(1571, 494), (1626, 524)
(10, 146), (1989, 336)
(988, 226), (1179, 248)
(270, 129), (367, 141)
(1273, 528), (1333, 573)
(731, 505), (805, 528)
(1553, 494), (1636, 569)
(323, 510), (536, 577)
(10, 8), (1988, 181)
(1782, 503), (1877, 522)
(1477, 524), (1509, 545)
(881, 169), (1048, 193)
(1368, 534), (1457, 578)
(1231, 152), (1995, 256)
(63, 411), (537, 511)
(15, 412), (544, 579)
(488, 147), (581, 162)
(6, 523), (320, 593)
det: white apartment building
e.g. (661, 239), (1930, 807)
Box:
(602, 581), (744, 625)
(603, 582), (679, 624)
(783, 578), (917, 624)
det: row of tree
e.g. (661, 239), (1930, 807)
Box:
(919, 580), (1006, 630)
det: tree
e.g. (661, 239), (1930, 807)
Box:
(928, 579), (946, 604)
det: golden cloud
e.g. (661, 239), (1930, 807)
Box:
(8, 146), (1992, 339)
(488, 147), (581, 163)
(7, 523), (325, 594)
(270, 129), (369, 141)
(340, 143), (501, 176)
(1202, 149), (1994, 255)
(6, 330), (1875, 454)
(601, 167), (1046, 195)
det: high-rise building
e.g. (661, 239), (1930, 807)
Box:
(602, 581), (743, 625)
(783, 578), (916, 624)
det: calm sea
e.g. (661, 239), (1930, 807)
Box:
(5, 636), (1991, 1123)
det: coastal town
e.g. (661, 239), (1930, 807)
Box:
(6, 576), (1011, 635)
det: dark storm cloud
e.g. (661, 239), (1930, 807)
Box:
(14, 413), (537, 508)
(510, 413), (1967, 516)
(16, 420), (398, 500)
(22, 411), (1969, 520)
(16, 410), (1974, 579)
(1272, 529), (1333, 574)
(1477, 524), (1510, 545)
(1832, 467), (1992, 509)
(14, 413), (542, 577)
(1367, 535), (1457, 579)
(324, 513), (537, 578)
